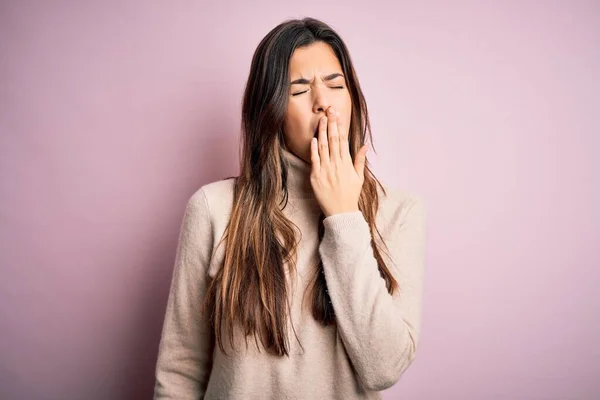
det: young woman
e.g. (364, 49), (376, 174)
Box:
(154, 17), (427, 400)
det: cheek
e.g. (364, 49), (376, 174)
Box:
(287, 118), (305, 136)
(285, 107), (305, 131)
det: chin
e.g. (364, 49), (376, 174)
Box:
(299, 148), (312, 164)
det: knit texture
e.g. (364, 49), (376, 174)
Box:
(153, 148), (427, 399)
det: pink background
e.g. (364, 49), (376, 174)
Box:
(1, 1), (598, 399)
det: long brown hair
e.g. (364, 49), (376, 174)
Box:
(201, 17), (399, 357)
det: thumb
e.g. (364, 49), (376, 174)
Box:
(354, 145), (368, 179)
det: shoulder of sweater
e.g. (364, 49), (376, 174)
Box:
(187, 176), (237, 221)
(376, 182), (427, 223)
(185, 176), (426, 224)
(197, 176), (236, 201)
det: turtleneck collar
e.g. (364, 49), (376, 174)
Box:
(281, 147), (316, 199)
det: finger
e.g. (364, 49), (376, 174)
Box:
(310, 137), (320, 173)
(327, 109), (340, 164)
(318, 116), (330, 169)
(339, 114), (351, 161)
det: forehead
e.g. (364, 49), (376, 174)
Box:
(288, 42), (342, 75)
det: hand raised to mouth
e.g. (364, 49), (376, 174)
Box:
(309, 106), (368, 218)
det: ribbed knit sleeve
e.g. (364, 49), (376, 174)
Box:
(154, 188), (215, 399)
(318, 196), (427, 392)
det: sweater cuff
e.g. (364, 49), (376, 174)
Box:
(323, 210), (371, 237)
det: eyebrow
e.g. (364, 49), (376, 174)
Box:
(290, 73), (345, 85)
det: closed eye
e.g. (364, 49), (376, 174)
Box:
(291, 86), (345, 96)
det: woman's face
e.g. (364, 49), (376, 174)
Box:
(283, 41), (352, 163)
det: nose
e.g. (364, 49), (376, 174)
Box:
(311, 85), (332, 116)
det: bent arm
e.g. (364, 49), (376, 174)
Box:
(319, 196), (427, 391)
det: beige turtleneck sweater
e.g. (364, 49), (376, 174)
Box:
(153, 147), (427, 399)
